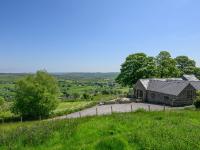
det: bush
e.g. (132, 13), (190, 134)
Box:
(194, 91), (200, 109)
(72, 93), (80, 99)
(101, 90), (110, 95)
(13, 71), (60, 119)
(194, 100), (200, 109)
(82, 93), (90, 100)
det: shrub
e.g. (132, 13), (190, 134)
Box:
(13, 71), (60, 119)
(101, 90), (110, 95)
(194, 91), (200, 109)
(194, 100), (200, 109)
(82, 93), (90, 100)
(72, 93), (80, 99)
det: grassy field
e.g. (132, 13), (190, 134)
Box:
(0, 94), (118, 120)
(0, 73), (129, 121)
(0, 109), (200, 150)
(53, 101), (96, 116)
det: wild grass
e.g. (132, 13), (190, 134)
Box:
(52, 101), (96, 117)
(0, 110), (200, 150)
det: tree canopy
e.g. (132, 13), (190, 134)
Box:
(156, 51), (180, 78)
(116, 51), (200, 87)
(116, 53), (157, 87)
(175, 56), (196, 75)
(13, 71), (60, 118)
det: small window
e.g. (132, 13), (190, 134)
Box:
(139, 91), (143, 98)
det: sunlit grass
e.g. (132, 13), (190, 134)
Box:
(1, 110), (200, 150)
(54, 101), (94, 113)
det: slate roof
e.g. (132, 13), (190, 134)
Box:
(182, 74), (199, 81)
(138, 75), (200, 96)
(190, 81), (200, 90)
(147, 80), (190, 96)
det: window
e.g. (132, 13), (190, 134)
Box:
(139, 91), (143, 98)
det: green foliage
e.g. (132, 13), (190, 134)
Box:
(0, 73), (127, 121)
(156, 51), (180, 78)
(175, 56), (196, 75)
(0, 97), (4, 106)
(116, 53), (157, 87)
(82, 93), (91, 100)
(194, 91), (200, 109)
(13, 71), (60, 118)
(101, 89), (110, 95)
(194, 67), (200, 80)
(116, 51), (200, 86)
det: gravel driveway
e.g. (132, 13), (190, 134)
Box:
(57, 102), (173, 119)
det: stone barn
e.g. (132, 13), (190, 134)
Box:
(134, 75), (200, 106)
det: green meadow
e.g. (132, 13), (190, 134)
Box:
(1, 109), (200, 150)
(0, 73), (128, 120)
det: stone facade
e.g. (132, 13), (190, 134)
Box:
(134, 80), (196, 107)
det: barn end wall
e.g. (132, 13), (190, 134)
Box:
(147, 91), (175, 106)
(135, 80), (147, 101)
(175, 84), (195, 106)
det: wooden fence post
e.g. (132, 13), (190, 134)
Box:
(131, 105), (133, 112)
(79, 112), (81, 118)
(111, 106), (113, 114)
(96, 108), (98, 116)
(163, 104), (166, 111)
(148, 105), (151, 112)
(21, 116), (23, 123)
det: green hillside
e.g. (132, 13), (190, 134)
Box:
(0, 109), (200, 150)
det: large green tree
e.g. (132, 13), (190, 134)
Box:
(156, 51), (180, 78)
(116, 53), (157, 87)
(195, 67), (200, 79)
(13, 71), (60, 118)
(175, 56), (196, 75)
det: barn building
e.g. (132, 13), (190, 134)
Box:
(134, 75), (200, 106)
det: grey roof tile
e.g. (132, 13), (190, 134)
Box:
(190, 81), (200, 90)
(147, 80), (189, 96)
(182, 74), (199, 81)
(138, 75), (200, 96)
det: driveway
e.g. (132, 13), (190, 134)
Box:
(57, 102), (174, 119)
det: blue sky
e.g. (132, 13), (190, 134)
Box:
(0, 0), (200, 73)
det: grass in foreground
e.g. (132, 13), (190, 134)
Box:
(1, 110), (200, 150)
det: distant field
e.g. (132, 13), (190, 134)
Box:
(0, 110), (200, 150)
(0, 73), (129, 120)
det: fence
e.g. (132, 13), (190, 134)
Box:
(72, 104), (168, 119)
(0, 104), (168, 124)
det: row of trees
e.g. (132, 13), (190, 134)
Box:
(116, 51), (200, 87)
